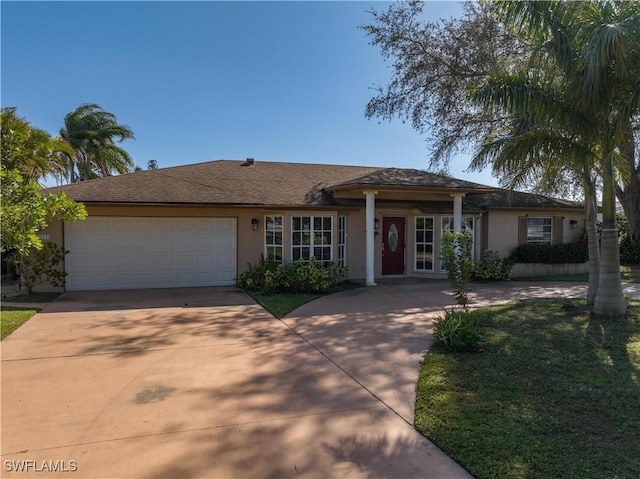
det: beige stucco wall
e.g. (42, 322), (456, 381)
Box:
(486, 209), (585, 258)
(44, 205), (349, 287)
(72, 204), (270, 276)
(344, 206), (485, 280)
(39, 203), (586, 290)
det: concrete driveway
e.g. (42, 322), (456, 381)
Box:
(1, 285), (471, 479)
(3, 280), (637, 478)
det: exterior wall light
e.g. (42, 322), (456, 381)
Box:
(251, 218), (259, 231)
(374, 218), (380, 231)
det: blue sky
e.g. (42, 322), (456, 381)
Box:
(1, 1), (497, 186)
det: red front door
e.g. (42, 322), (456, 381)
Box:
(382, 217), (405, 275)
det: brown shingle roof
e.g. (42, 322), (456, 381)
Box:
(46, 159), (496, 206)
(465, 189), (583, 210)
(329, 167), (493, 191)
(46, 160), (384, 206)
(45, 159), (581, 210)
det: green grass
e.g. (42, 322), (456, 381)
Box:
(247, 281), (363, 318)
(1, 306), (40, 339)
(2, 292), (60, 303)
(415, 299), (640, 479)
(622, 265), (640, 283)
(249, 292), (321, 318)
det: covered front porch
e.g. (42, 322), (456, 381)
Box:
(327, 169), (493, 285)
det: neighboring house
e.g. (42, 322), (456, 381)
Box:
(43, 159), (585, 291)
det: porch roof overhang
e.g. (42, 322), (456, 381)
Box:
(327, 184), (495, 201)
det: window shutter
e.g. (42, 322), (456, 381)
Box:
(518, 216), (528, 245)
(553, 217), (564, 244)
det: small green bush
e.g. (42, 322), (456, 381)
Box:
(7, 242), (67, 294)
(236, 256), (349, 294)
(285, 258), (348, 294)
(236, 256), (287, 293)
(509, 239), (588, 264)
(473, 250), (513, 281)
(441, 231), (474, 310)
(619, 233), (640, 266)
(432, 308), (482, 353)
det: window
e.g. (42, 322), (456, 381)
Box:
(415, 216), (434, 271)
(265, 215), (283, 262)
(338, 216), (347, 267)
(527, 217), (552, 244)
(441, 216), (475, 270)
(291, 216), (333, 262)
(441, 216), (474, 235)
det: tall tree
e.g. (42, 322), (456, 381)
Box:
(492, 1), (639, 316)
(469, 72), (602, 305)
(362, 0), (524, 169)
(615, 99), (640, 241)
(364, 0), (639, 317)
(1, 107), (72, 182)
(60, 103), (135, 182)
(1, 168), (86, 256)
(363, 0), (640, 233)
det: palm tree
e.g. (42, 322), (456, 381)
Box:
(469, 72), (602, 306)
(472, 1), (639, 317)
(60, 104), (135, 182)
(1, 107), (72, 182)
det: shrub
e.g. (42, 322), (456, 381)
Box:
(432, 308), (482, 352)
(284, 258), (349, 294)
(8, 241), (67, 294)
(509, 239), (588, 264)
(236, 256), (349, 294)
(473, 250), (513, 281)
(619, 233), (640, 266)
(236, 255), (287, 293)
(441, 231), (474, 310)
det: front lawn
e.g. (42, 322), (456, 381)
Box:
(416, 299), (640, 479)
(246, 280), (362, 319)
(248, 292), (321, 319)
(1, 307), (40, 339)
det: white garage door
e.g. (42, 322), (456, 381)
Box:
(65, 217), (237, 291)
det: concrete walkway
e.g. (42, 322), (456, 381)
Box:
(283, 279), (639, 427)
(1, 281), (638, 478)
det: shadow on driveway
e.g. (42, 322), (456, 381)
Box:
(1, 284), (473, 479)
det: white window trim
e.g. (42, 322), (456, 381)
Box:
(527, 216), (553, 245)
(414, 216), (435, 272)
(264, 214), (284, 263)
(290, 215), (334, 263)
(338, 215), (347, 267)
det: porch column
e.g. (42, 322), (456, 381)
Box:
(451, 193), (464, 233)
(364, 190), (378, 286)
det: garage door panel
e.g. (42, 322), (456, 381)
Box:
(196, 254), (214, 265)
(176, 219), (195, 231)
(216, 254), (234, 266)
(154, 237), (174, 250)
(216, 219), (234, 231)
(114, 256), (133, 267)
(65, 217), (237, 291)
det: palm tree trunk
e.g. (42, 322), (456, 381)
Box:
(585, 180), (600, 307)
(594, 156), (626, 317)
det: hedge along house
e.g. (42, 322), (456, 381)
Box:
(42, 159), (585, 291)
